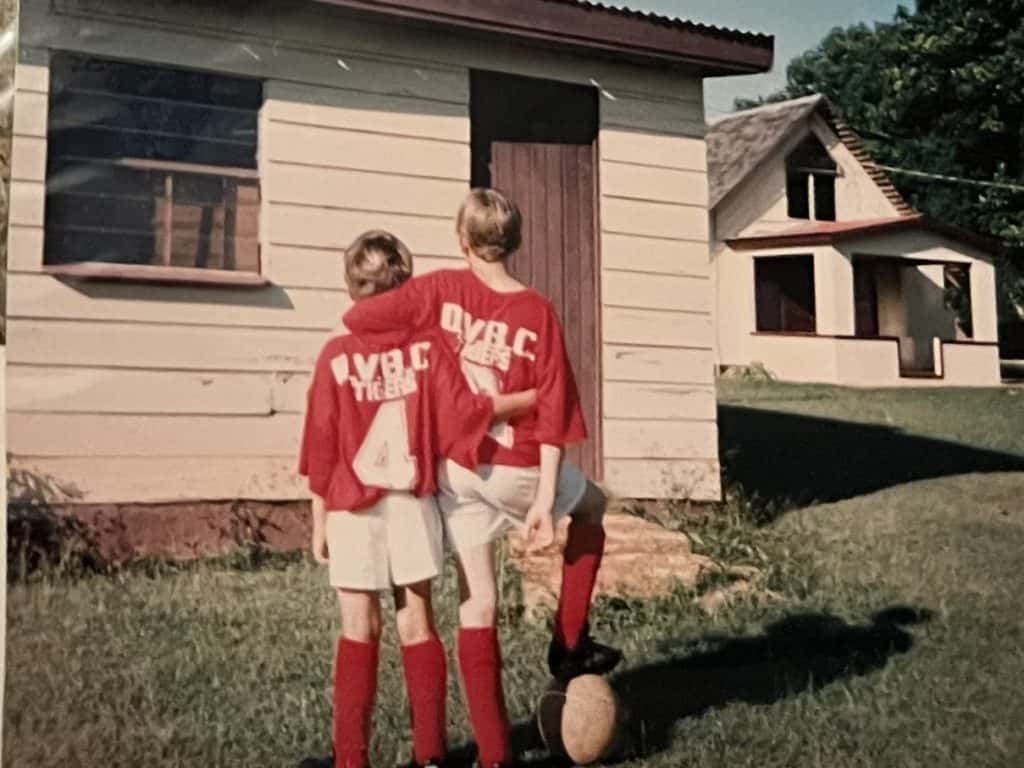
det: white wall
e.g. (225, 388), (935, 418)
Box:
(11, 0), (720, 501)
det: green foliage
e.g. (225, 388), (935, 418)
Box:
(734, 1), (1024, 321)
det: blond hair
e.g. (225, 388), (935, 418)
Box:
(343, 230), (413, 299)
(456, 188), (522, 262)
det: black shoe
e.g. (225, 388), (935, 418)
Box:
(298, 756), (334, 768)
(547, 633), (623, 682)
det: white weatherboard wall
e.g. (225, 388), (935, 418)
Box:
(10, 0), (720, 502)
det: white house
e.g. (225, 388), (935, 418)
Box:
(709, 95), (1002, 387)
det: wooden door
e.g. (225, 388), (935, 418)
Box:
(854, 261), (880, 337)
(490, 141), (601, 479)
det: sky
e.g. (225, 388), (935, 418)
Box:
(624, 0), (906, 116)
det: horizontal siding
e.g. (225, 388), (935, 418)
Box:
(602, 271), (710, 313)
(10, 135), (46, 182)
(10, 413), (303, 456)
(8, 273), (350, 331)
(8, 366), (275, 415)
(602, 383), (716, 420)
(263, 81), (469, 142)
(267, 204), (456, 255)
(264, 120), (470, 181)
(264, 248), (461, 289)
(9, 456), (304, 503)
(602, 196), (709, 242)
(8, 320), (329, 372)
(13, 2), (721, 502)
(600, 129), (706, 172)
(40, 0), (701, 104)
(603, 420), (719, 459)
(12, 90), (47, 136)
(603, 308), (712, 348)
(604, 459), (721, 501)
(7, 226), (44, 272)
(603, 345), (715, 384)
(600, 161), (707, 207)
(265, 163), (466, 218)
(602, 233), (709, 277)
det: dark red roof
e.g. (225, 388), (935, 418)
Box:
(311, 0), (773, 74)
(726, 215), (1003, 255)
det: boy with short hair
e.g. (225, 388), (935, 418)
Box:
(343, 190), (622, 768)
(299, 230), (535, 768)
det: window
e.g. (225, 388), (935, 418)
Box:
(755, 255), (817, 333)
(45, 54), (262, 274)
(786, 135), (837, 222)
(943, 264), (973, 339)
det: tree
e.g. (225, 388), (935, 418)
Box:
(735, 0), (1024, 324)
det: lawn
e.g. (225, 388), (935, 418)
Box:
(6, 383), (1024, 768)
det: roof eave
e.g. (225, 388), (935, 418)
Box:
(726, 216), (1004, 256)
(310, 0), (774, 75)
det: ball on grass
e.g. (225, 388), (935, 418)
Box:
(537, 674), (620, 765)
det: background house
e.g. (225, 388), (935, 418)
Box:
(7, 0), (773, 523)
(708, 95), (1002, 387)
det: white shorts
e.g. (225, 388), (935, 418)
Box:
(325, 492), (444, 591)
(437, 459), (589, 554)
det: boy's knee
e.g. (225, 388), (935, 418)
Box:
(396, 606), (434, 646)
(459, 592), (498, 628)
(571, 481), (607, 526)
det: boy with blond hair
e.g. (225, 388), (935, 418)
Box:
(343, 191), (621, 768)
(299, 230), (535, 768)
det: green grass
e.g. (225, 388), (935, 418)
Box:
(6, 383), (1024, 767)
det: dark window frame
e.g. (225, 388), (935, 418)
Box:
(44, 52), (265, 285)
(786, 135), (837, 222)
(754, 254), (818, 334)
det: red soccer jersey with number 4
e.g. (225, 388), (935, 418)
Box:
(343, 268), (587, 467)
(298, 326), (494, 512)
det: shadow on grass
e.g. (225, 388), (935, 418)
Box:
(503, 606), (930, 766)
(719, 406), (1024, 513)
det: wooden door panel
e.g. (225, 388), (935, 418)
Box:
(491, 141), (601, 478)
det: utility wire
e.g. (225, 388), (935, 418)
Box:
(878, 165), (1024, 193)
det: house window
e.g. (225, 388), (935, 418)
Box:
(44, 53), (262, 273)
(786, 135), (836, 222)
(943, 264), (973, 339)
(755, 255), (817, 333)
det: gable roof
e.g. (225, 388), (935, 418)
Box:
(706, 94), (915, 215)
(310, 0), (773, 74)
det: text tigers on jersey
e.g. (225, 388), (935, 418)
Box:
(440, 302), (538, 372)
(330, 341), (430, 402)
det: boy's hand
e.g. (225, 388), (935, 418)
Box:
(311, 518), (329, 565)
(524, 496), (556, 554)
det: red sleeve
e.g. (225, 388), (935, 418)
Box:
(429, 334), (494, 468)
(533, 302), (587, 446)
(298, 347), (340, 498)
(343, 271), (442, 335)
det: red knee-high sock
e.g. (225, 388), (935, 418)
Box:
(401, 635), (448, 765)
(555, 519), (606, 650)
(334, 637), (380, 768)
(458, 627), (512, 767)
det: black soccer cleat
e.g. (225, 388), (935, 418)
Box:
(297, 756), (334, 768)
(547, 633), (623, 682)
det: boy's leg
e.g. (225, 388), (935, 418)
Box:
(455, 541), (512, 768)
(395, 581), (447, 767)
(335, 589), (382, 768)
(548, 477), (623, 681)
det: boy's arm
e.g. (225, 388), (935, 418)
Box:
(310, 494), (329, 564)
(524, 443), (560, 552)
(533, 303), (587, 446)
(343, 271), (440, 334)
(491, 388), (538, 422)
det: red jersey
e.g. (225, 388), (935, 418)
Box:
(298, 325), (494, 512)
(343, 268), (586, 467)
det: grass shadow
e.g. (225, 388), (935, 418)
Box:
(719, 405), (1024, 514)
(611, 606), (931, 760)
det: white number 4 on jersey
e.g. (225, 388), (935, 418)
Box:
(353, 400), (418, 490)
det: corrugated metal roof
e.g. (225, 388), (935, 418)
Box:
(543, 0), (773, 45)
